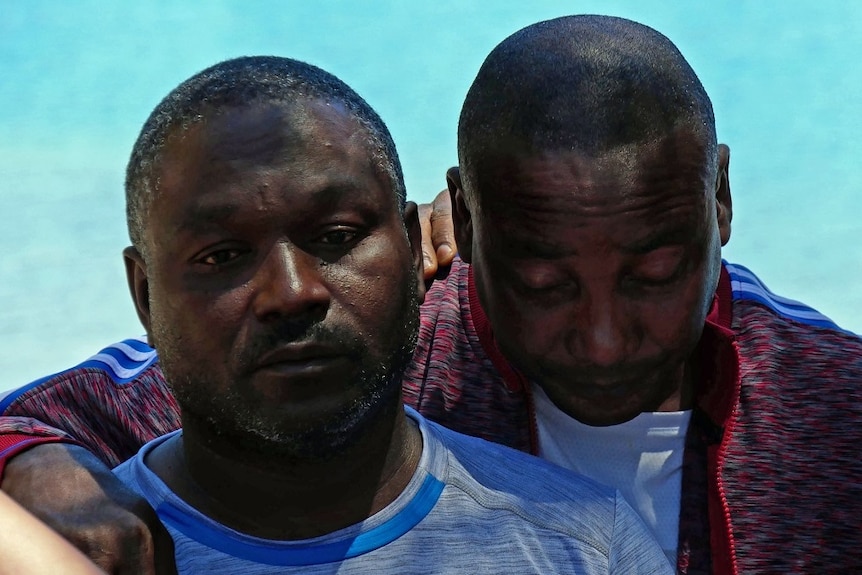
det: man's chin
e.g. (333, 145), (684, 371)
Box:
(566, 407), (645, 427)
(202, 408), (372, 461)
(540, 386), (655, 427)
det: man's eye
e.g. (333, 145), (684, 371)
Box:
(625, 265), (683, 289)
(319, 229), (358, 245)
(513, 273), (577, 300)
(198, 249), (243, 266)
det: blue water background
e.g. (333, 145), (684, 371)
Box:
(1, 1), (860, 390)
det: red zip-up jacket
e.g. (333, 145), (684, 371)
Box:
(2, 260), (861, 573)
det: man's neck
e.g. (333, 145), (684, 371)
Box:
(145, 400), (423, 540)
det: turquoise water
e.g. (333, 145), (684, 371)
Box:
(1, 1), (860, 389)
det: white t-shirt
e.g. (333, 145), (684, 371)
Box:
(114, 407), (673, 574)
(532, 384), (692, 567)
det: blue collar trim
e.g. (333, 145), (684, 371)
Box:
(157, 472), (444, 566)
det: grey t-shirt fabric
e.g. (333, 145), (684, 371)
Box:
(114, 407), (672, 574)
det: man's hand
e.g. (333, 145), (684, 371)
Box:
(2, 443), (177, 575)
(418, 188), (457, 280)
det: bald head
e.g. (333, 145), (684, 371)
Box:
(458, 15), (716, 197)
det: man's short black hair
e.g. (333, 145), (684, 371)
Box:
(458, 15), (717, 197)
(126, 56), (405, 258)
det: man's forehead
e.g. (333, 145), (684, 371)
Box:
(170, 98), (363, 153)
(143, 105), (391, 228)
(472, 128), (714, 210)
(155, 99), (371, 186)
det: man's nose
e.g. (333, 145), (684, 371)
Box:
(251, 242), (330, 321)
(566, 293), (634, 368)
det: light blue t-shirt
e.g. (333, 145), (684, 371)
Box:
(114, 407), (672, 574)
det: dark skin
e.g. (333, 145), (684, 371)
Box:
(448, 134), (732, 426)
(123, 98), (427, 539)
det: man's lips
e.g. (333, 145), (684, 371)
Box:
(253, 343), (350, 377)
(539, 362), (666, 397)
(551, 371), (661, 400)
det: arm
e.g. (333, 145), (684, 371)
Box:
(0, 339), (179, 470)
(0, 341), (180, 574)
(2, 442), (177, 575)
(0, 490), (106, 575)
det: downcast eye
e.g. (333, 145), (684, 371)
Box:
(199, 249), (243, 266)
(319, 229), (358, 245)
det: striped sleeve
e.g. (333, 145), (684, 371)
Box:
(0, 337), (178, 470)
(724, 261), (856, 334)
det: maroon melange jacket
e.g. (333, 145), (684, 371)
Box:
(1, 260), (861, 574)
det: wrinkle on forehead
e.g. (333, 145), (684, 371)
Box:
(476, 125), (714, 221)
(157, 99), (372, 196)
(203, 100), (364, 164)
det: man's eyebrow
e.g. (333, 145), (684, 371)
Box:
(305, 181), (369, 210)
(503, 236), (572, 259)
(177, 203), (238, 231)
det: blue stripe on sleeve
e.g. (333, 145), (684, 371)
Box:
(724, 261), (856, 335)
(0, 337), (158, 412)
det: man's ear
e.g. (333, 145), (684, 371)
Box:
(123, 246), (155, 345)
(716, 144), (732, 246)
(446, 166), (474, 263)
(403, 202), (427, 304)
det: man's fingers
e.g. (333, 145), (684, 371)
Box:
(418, 200), (439, 279)
(429, 188), (456, 268)
(418, 189), (458, 281)
(59, 516), (154, 575)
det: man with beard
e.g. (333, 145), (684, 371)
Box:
(3, 14), (862, 575)
(24, 54), (668, 574)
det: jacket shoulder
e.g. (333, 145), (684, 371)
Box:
(0, 338), (177, 466)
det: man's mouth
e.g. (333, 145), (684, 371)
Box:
(254, 343), (351, 378)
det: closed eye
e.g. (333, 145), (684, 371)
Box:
(623, 264), (684, 291)
(623, 247), (686, 290)
(626, 274), (678, 289)
(512, 273), (578, 304)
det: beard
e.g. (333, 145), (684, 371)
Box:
(154, 276), (420, 463)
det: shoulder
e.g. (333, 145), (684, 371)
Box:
(724, 261), (862, 373)
(419, 414), (672, 571)
(423, 413), (618, 526)
(404, 258), (506, 423)
(725, 261), (862, 415)
(1, 337), (165, 415)
(406, 257), (471, 378)
(720, 263), (862, 564)
(723, 261), (862, 489)
(417, 257), (472, 327)
(724, 261), (858, 337)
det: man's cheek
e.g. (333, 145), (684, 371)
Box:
(506, 308), (555, 353)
